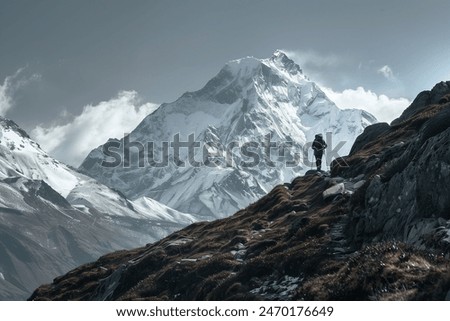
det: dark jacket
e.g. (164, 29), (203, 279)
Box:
(312, 135), (327, 156)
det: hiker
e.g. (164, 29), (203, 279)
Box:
(312, 134), (327, 171)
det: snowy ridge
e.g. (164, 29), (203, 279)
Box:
(0, 117), (197, 299)
(80, 50), (377, 219)
(0, 118), (78, 197)
(0, 117), (194, 224)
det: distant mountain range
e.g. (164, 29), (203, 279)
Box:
(0, 117), (194, 300)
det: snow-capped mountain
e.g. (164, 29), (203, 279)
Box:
(0, 117), (195, 300)
(0, 117), (195, 225)
(80, 50), (376, 220)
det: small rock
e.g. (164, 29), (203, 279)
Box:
(344, 181), (354, 190)
(352, 174), (365, 182)
(237, 242), (246, 250)
(251, 222), (264, 231)
(181, 258), (197, 263)
(304, 170), (318, 176)
(292, 203), (309, 211)
(331, 177), (345, 184)
(323, 183), (345, 199)
(167, 238), (193, 246)
(353, 180), (366, 189)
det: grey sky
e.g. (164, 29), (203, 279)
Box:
(1, 0), (450, 165)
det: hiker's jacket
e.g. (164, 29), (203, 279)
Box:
(312, 137), (327, 156)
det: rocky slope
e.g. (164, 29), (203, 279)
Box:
(80, 50), (376, 220)
(30, 82), (450, 301)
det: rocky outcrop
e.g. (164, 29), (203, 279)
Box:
(391, 81), (450, 126)
(340, 96), (450, 253)
(29, 83), (450, 301)
(349, 122), (390, 156)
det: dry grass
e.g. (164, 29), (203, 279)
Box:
(296, 242), (450, 300)
(31, 166), (450, 300)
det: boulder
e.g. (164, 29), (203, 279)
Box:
(353, 180), (366, 190)
(323, 183), (345, 199)
(349, 122), (390, 155)
(391, 81), (450, 126)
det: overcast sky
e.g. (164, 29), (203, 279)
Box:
(1, 0), (450, 165)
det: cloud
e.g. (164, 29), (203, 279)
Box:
(322, 86), (411, 123)
(31, 91), (159, 166)
(282, 49), (342, 69)
(0, 79), (13, 115)
(0, 68), (41, 116)
(377, 65), (395, 80)
(281, 49), (361, 90)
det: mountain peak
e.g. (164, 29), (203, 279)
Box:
(267, 50), (303, 75)
(0, 116), (30, 139)
(192, 51), (309, 104)
(221, 50), (303, 79)
(223, 56), (262, 76)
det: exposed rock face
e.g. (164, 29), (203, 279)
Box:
(334, 96), (450, 253)
(29, 83), (450, 301)
(349, 122), (390, 156)
(391, 81), (450, 126)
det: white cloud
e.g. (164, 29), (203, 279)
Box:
(322, 86), (411, 123)
(32, 91), (159, 166)
(0, 79), (13, 115)
(377, 65), (395, 80)
(282, 49), (342, 68)
(0, 68), (40, 116)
